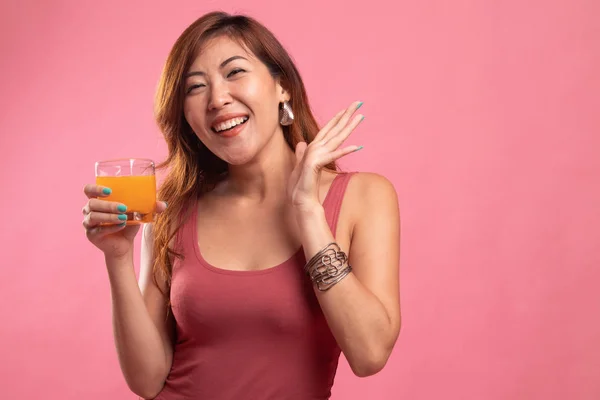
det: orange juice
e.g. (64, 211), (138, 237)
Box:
(96, 175), (156, 224)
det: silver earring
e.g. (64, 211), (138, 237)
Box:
(279, 101), (294, 126)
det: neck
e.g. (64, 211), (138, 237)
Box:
(225, 129), (296, 203)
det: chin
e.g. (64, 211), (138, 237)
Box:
(217, 147), (258, 166)
(224, 155), (255, 166)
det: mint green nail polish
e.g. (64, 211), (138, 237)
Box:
(118, 214), (127, 221)
(356, 146), (364, 151)
(117, 205), (127, 213)
(118, 222), (127, 227)
(361, 115), (365, 122)
(102, 188), (112, 195)
(164, 202), (168, 208)
(357, 101), (363, 109)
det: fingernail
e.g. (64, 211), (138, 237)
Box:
(164, 201), (168, 208)
(117, 204), (127, 213)
(118, 222), (127, 227)
(355, 146), (364, 151)
(357, 101), (363, 109)
(102, 188), (112, 195)
(118, 214), (128, 221)
(360, 115), (365, 122)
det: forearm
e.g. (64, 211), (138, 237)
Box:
(105, 254), (170, 397)
(297, 206), (395, 377)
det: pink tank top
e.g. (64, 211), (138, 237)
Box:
(152, 172), (356, 400)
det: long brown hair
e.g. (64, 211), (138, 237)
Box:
(152, 12), (337, 301)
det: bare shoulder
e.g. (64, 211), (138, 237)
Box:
(347, 172), (399, 211)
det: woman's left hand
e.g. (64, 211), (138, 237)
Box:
(287, 101), (365, 212)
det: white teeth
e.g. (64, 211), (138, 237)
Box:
(213, 116), (248, 132)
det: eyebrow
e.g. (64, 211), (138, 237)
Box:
(184, 56), (248, 78)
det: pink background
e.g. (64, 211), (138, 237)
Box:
(1, 0), (598, 399)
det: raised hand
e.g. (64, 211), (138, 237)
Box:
(287, 101), (364, 211)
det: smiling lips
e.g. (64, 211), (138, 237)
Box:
(210, 114), (250, 138)
(212, 116), (249, 133)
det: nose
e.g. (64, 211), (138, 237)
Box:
(207, 80), (232, 110)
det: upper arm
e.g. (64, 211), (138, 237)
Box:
(139, 223), (176, 370)
(348, 173), (401, 336)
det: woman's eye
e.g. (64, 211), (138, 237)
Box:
(186, 84), (205, 94)
(228, 68), (245, 78)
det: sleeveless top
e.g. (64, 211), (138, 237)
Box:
(152, 172), (356, 400)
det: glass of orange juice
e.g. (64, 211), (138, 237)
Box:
(95, 158), (156, 224)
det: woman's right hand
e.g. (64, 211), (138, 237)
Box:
(82, 184), (167, 260)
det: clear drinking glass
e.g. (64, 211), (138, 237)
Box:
(95, 158), (156, 224)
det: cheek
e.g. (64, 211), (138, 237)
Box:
(183, 99), (207, 131)
(240, 78), (278, 112)
(239, 82), (265, 113)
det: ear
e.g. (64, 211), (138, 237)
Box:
(275, 77), (291, 103)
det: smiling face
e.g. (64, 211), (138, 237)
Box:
(183, 35), (290, 166)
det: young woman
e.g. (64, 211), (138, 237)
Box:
(82, 12), (401, 400)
